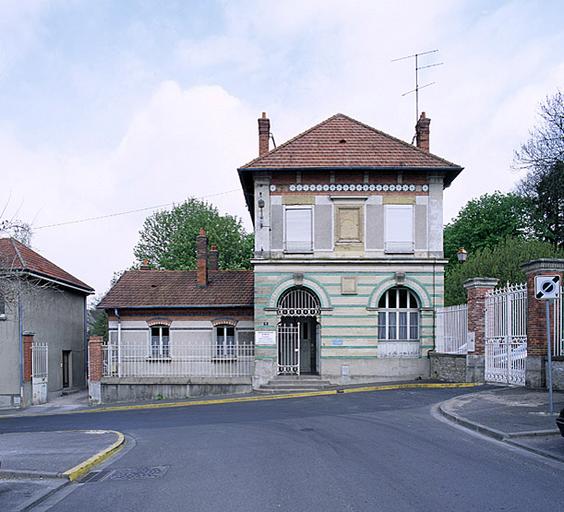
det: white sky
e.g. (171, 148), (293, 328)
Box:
(1, 0), (563, 297)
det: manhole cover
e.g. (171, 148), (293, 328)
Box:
(107, 466), (169, 481)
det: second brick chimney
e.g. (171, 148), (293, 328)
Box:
(258, 112), (270, 157)
(196, 228), (208, 287)
(208, 244), (219, 271)
(415, 112), (431, 152)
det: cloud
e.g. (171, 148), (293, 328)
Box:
(2, 81), (257, 294)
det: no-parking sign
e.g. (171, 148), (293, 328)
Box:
(535, 275), (561, 300)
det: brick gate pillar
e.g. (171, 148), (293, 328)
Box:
(521, 259), (564, 389)
(88, 336), (104, 404)
(463, 278), (498, 382)
(22, 332), (34, 407)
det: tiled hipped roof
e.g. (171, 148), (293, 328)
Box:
(98, 270), (254, 309)
(0, 237), (93, 293)
(239, 113), (461, 171)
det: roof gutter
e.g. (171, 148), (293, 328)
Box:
(99, 304), (253, 310)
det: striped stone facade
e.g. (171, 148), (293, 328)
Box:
(252, 262), (444, 386)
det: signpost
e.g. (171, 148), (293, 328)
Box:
(534, 275), (561, 414)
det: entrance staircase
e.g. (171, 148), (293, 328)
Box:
(257, 375), (333, 394)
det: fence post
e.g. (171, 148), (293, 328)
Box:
(521, 259), (564, 389)
(22, 332), (34, 407)
(463, 278), (498, 382)
(88, 336), (104, 404)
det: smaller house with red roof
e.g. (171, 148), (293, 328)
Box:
(0, 238), (93, 409)
(95, 230), (254, 403)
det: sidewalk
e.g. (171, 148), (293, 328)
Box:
(0, 430), (124, 512)
(0, 389), (90, 417)
(439, 387), (564, 463)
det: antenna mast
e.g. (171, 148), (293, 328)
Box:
(392, 49), (443, 125)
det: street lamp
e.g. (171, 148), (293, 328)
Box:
(457, 247), (468, 263)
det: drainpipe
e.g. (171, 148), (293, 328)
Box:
(115, 308), (122, 378)
(83, 296), (88, 387)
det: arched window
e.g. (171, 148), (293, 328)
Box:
(378, 287), (419, 341)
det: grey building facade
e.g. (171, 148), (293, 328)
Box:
(0, 238), (93, 409)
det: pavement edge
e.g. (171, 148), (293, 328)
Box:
(62, 430), (125, 481)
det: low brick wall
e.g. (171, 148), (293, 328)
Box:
(429, 352), (467, 383)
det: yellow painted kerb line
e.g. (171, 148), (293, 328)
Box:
(77, 382), (479, 415)
(63, 430), (125, 481)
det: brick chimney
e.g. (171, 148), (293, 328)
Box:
(208, 244), (219, 271)
(196, 228), (208, 287)
(258, 112), (270, 157)
(415, 112), (431, 152)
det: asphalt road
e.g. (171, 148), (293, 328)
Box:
(1, 387), (563, 512)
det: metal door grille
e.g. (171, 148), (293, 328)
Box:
(277, 288), (320, 317)
(277, 324), (300, 375)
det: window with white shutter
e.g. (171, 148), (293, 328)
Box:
(384, 205), (414, 253)
(284, 206), (313, 252)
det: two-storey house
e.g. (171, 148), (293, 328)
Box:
(238, 112), (462, 387)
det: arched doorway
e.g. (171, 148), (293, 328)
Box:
(277, 287), (320, 375)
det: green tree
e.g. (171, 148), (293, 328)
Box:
(134, 198), (254, 270)
(443, 192), (529, 267)
(445, 237), (564, 306)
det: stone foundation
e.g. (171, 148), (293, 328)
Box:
(429, 352), (467, 382)
(97, 376), (252, 404)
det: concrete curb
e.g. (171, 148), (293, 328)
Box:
(62, 430), (125, 481)
(438, 395), (564, 464)
(0, 382), (481, 419)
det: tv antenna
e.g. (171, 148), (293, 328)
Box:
(392, 49), (443, 125)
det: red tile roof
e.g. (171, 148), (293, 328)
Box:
(0, 238), (93, 293)
(98, 269), (254, 309)
(239, 113), (462, 171)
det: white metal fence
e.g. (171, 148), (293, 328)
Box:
(435, 304), (468, 354)
(553, 287), (564, 357)
(103, 339), (254, 378)
(32, 341), (48, 378)
(485, 283), (527, 386)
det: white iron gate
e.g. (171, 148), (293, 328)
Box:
(485, 283), (527, 386)
(277, 323), (300, 375)
(553, 286), (564, 357)
(32, 341), (48, 404)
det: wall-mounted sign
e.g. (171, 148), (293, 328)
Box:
(331, 339), (344, 346)
(535, 275), (561, 300)
(467, 331), (475, 352)
(255, 331), (276, 345)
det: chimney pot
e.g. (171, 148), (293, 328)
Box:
(415, 112), (431, 152)
(140, 259), (150, 270)
(258, 112), (270, 157)
(208, 244), (219, 271)
(196, 228), (208, 286)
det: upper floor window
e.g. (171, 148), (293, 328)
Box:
(151, 326), (170, 358)
(384, 205), (414, 253)
(216, 325), (236, 357)
(284, 206), (312, 252)
(378, 287), (419, 341)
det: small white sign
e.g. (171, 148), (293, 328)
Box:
(255, 330), (276, 345)
(535, 275), (561, 300)
(467, 331), (475, 352)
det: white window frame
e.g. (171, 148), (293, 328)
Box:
(384, 205), (414, 254)
(215, 325), (237, 358)
(149, 325), (170, 358)
(284, 205), (313, 253)
(377, 288), (420, 341)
